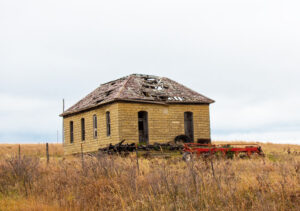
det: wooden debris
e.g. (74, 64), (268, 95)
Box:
(98, 140), (184, 155)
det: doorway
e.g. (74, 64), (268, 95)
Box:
(184, 112), (194, 142)
(138, 111), (149, 144)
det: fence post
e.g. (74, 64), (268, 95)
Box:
(17, 144), (21, 174)
(81, 143), (84, 169)
(46, 143), (49, 164)
(18, 144), (21, 162)
(135, 144), (140, 175)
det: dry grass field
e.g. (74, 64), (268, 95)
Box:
(0, 142), (299, 211)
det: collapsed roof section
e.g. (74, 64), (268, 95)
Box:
(61, 74), (214, 117)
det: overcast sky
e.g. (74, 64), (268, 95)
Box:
(1, 0), (299, 144)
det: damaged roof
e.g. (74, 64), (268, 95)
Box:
(61, 74), (214, 117)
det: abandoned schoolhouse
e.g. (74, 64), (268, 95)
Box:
(60, 74), (214, 155)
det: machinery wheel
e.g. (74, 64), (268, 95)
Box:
(174, 135), (191, 144)
(182, 152), (192, 161)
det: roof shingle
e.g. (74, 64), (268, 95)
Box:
(61, 74), (214, 116)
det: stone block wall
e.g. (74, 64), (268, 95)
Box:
(63, 102), (211, 155)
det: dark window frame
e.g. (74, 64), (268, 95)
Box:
(93, 114), (97, 139)
(138, 111), (149, 144)
(81, 118), (85, 141)
(184, 111), (194, 142)
(70, 121), (74, 143)
(106, 111), (111, 136)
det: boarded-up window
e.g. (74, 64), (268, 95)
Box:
(81, 118), (85, 141)
(106, 111), (111, 136)
(93, 115), (97, 138)
(70, 121), (74, 143)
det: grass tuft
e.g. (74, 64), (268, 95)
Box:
(0, 142), (299, 210)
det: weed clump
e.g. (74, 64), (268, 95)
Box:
(0, 143), (299, 211)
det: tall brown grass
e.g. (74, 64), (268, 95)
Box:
(0, 144), (63, 158)
(0, 142), (299, 211)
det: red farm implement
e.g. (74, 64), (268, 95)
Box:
(183, 143), (264, 160)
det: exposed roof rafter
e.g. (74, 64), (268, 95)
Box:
(60, 74), (214, 117)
